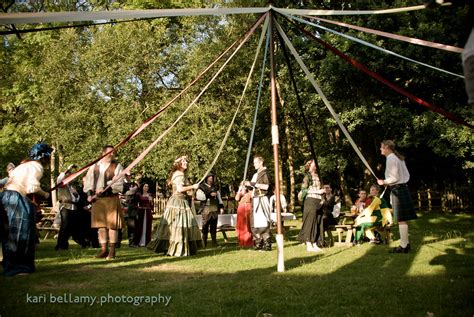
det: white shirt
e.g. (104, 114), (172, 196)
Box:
(83, 161), (124, 194)
(270, 194), (287, 213)
(384, 153), (410, 185)
(5, 161), (44, 197)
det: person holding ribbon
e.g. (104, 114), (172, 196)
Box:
(244, 156), (273, 251)
(0, 142), (53, 276)
(148, 155), (202, 256)
(83, 145), (124, 260)
(377, 140), (417, 253)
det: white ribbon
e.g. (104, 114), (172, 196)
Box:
(285, 13), (464, 79)
(275, 20), (377, 178)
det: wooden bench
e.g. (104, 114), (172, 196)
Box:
(332, 224), (354, 247)
(36, 211), (59, 240)
(217, 225), (235, 243)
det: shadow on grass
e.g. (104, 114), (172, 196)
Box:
(1, 212), (473, 316)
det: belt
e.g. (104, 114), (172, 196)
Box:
(390, 183), (407, 189)
(61, 203), (77, 211)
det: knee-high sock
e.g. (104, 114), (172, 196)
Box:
(399, 223), (409, 248)
(108, 229), (118, 243)
(98, 228), (108, 244)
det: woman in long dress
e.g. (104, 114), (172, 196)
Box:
(0, 143), (53, 276)
(147, 156), (202, 256)
(136, 183), (153, 247)
(297, 159), (325, 252)
(235, 184), (253, 247)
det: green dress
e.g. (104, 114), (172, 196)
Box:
(354, 196), (391, 242)
(148, 171), (202, 256)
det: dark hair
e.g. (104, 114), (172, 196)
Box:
(102, 145), (114, 153)
(304, 159), (314, 172)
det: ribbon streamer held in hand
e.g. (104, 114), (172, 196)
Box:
(52, 14), (267, 191)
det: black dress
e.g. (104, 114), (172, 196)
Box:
(297, 173), (324, 246)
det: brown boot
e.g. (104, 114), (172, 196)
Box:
(106, 243), (116, 260)
(96, 243), (108, 258)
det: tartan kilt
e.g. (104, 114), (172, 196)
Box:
(390, 185), (417, 222)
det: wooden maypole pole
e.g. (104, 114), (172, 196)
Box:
(269, 9), (285, 272)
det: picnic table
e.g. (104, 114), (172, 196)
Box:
(36, 207), (59, 240)
(195, 213), (296, 242)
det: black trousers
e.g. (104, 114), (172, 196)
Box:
(201, 210), (218, 240)
(56, 207), (87, 249)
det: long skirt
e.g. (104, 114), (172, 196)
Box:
(236, 202), (253, 247)
(147, 196), (202, 256)
(0, 190), (36, 276)
(298, 197), (324, 245)
(390, 185), (417, 222)
(134, 208), (152, 246)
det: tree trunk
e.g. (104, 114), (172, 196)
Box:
(50, 145), (57, 209)
(331, 129), (352, 207)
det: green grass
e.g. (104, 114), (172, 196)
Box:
(1, 212), (473, 317)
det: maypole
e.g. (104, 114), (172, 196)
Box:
(269, 9), (284, 273)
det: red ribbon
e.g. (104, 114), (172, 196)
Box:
(289, 18), (473, 130)
(52, 13), (268, 191)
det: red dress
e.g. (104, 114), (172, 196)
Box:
(235, 191), (253, 247)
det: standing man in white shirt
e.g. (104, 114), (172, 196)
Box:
(377, 140), (417, 253)
(84, 145), (124, 260)
(245, 156), (272, 251)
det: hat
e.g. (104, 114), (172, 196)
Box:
(28, 143), (53, 161)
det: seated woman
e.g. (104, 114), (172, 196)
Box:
(354, 184), (392, 245)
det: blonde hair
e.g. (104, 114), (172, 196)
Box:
(167, 155), (188, 187)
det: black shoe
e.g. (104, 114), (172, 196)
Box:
(55, 246), (67, 251)
(406, 243), (411, 251)
(390, 245), (409, 253)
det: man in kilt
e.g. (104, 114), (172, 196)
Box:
(377, 140), (417, 253)
(84, 145), (124, 260)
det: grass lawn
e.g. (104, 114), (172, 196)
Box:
(1, 212), (473, 317)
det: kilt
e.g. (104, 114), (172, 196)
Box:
(390, 185), (417, 222)
(91, 195), (124, 229)
(0, 190), (36, 276)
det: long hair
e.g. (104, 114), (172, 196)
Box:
(381, 140), (405, 160)
(166, 156), (187, 187)
(304, 159), (314, 172)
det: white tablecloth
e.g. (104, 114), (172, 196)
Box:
(195, 213), (296, 228)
